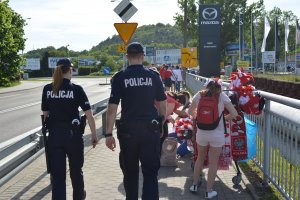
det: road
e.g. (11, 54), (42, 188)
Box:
(0, 78), (111, 143)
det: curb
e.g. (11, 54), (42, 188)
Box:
(0, 85), (43, 94)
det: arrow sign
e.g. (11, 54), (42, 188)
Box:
(114, 0), (138, 22)
(114, 23), (138, 45)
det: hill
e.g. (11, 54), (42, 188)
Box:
(90, 23), (183, 53)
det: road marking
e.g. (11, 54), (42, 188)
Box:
(0, 94), (23, 99)
(0, 101), (41, 114)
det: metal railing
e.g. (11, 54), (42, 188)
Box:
(186, 73), (300, 200)
(0, 98), (109, 187)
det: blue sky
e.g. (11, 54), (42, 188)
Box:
(9, 0), (300, 53)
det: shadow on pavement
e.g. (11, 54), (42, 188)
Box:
(10, 172), (50, 199)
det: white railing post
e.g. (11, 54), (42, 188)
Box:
(263, 100), (271, 183)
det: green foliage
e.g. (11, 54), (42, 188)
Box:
(0, 0), (26, 86)
(90, 23), (183, 53)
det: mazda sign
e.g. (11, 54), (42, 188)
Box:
(202, 8), (217, 20)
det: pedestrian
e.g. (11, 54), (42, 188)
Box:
(163, 65), (173, 91)
(41, 58), (98, 200)
(105, 42), (167, 200)
(159, 91), (190, 155)
(172, 66), (183, 92)
(159, 64), (166, 83)
(188, 78), (237, 199)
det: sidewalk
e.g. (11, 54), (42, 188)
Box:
(0, 81), (46, 94)
(0, 114), (254, 200)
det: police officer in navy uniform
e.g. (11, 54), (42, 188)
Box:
(105, 42), (167, 200)
(41, 58), (98, 200)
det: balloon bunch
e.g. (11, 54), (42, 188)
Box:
(229, 70), (264, 115)
(174, 117), (194, 141)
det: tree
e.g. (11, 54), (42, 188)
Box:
(0, 0), (26, 86)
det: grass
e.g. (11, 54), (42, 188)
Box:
(0, 81), (21, 88)
(239, 135), (299, 200)
(239, 161), (286, 200)
(255, 73), (300, 83)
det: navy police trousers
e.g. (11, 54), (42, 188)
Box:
(48, 127), (84, 200)
(117, 121), (161, 200)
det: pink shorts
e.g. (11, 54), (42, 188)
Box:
(196, 131), (225, 148)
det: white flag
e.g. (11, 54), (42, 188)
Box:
(261, 17), (271, 52)
(285, 19), (290, 52)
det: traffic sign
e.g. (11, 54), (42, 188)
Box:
(237, 60), (250, 67)
(117, 44), (127, 53)
(181, 48), (198, 68)
(114, 23), (138, 45)
(114, 0), (138, 22)
(145, 46), (155, 56)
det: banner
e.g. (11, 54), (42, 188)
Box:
(285, 19), (290, 52)
(262, 51), (276, 63)
(25, 58), (40, 70)
(199, 5), (221, 77)
(230, 112), (248, 161)
(48, 57), (67, 68)
(261, 17), (271, 52)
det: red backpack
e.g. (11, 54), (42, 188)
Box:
(196, 92), (223, 130)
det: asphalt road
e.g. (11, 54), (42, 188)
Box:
(0, 78), (111, 143)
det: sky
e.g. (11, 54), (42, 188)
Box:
(8, 0), (300, 53)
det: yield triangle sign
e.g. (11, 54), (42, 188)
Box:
(114, 23), (138, 45)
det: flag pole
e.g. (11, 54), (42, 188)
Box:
(296, 18), (298, 71)
(274, 17), (277, 75)
(285, 19), (287, 73)
(251, 13), (253, 73)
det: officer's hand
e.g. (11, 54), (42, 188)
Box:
(92, 134), (98, 148)
(160, 128), (164, 138)
(105, 136), (116, 151)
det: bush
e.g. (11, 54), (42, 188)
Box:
(78, 66), (98, 76)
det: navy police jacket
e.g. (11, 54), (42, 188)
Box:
(109, 65), (166, 121)
(41, 78), (91, 122)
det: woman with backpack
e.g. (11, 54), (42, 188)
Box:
(188, 78), (238, 199)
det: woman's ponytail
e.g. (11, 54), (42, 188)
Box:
(52, 66), (64, 95)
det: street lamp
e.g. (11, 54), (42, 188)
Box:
(66, 44), (70, 57)
(111, 0), (132, 2)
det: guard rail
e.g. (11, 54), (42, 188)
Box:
(0, 98), (109, 187)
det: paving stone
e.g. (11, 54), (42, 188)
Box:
(0, 115), (254, 200)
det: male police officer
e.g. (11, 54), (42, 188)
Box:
(105, 42), (166, 200)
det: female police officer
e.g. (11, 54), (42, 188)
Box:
(41, 58), (98, 200)
(105, 42), (167, 200)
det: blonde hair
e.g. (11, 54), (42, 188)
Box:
(52, 65), (70, 94)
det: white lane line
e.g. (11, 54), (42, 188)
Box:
(0, 93), (23, 99)
(0, 101), (41, 114)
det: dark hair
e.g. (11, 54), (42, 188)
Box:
(167, 91), (190, 106)
(201, 79), (221, 99)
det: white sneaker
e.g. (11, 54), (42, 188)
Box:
(189, 185), (198, 193)
(205, 190), (217, 199)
